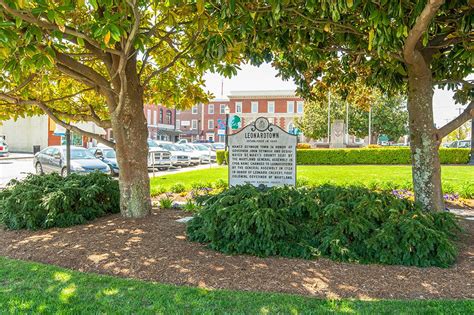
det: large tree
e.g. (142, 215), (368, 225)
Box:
(207, 0), (473, 211)
(0, 0), (218, 217)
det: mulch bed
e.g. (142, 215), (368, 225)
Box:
(0, 208), (473, 300)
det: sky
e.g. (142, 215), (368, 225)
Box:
(203, 63), (468, 128)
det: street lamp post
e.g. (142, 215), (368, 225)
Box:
(65, 129), (71, 175)
(224, 105), (230, 151)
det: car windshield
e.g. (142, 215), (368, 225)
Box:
(212, 143), (225, 149)
(195, 144), (209, 151)
(66, 148), (96, 160)
(160, 143), (180, 151)
(103, 149), (116, 158)
(181, 145), (193, 152)
(148, 140), (159, 147)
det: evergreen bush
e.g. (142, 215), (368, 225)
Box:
(0, 173), (119, 230)
(187, 185), (460, 267)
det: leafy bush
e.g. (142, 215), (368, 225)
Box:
(213, 179), (228, 190)
(183, 199), (200, 213)
(217, 148), (469, 165)
(296, 143), (311, 149)
(216, 150), (227, 165)
(170, 183), (186, 193)
(159, 197), (173, 209)
(187, 185), (460, 267)
(0, 173), (119, 230)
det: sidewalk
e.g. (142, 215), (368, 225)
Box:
(0, 152), (34, 161)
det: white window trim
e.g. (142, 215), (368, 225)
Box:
(153, 110), (157, 125)
(176, 119), (181, 129)
(297, 101), (304, 114)
(220, 104), (226, 114)
(251, 101), (258, 114)
(267, 101), (275, 114)
(191, 119), (198, 130)
(208, 119), (214, 129)
(208, 104), (214, 114)
(192, 106), (198, 114)
(235, 102), (242, 113)
(147, 109), (151, 125)
(287, 101), (295, 114)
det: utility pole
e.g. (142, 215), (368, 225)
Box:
(368, 106), (372, 145)
(470, 118), (474, 165)
(327, 91), (331, 144)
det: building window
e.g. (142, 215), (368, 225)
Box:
(176, 119), (181, 129)
(192, 106), (198, 114)
(166, 110), (172, 124)
(147, 109), (151, 125)
(287, 101), (295, 113)
(267, 101), (275, 113)
(297, 101), (304, 114)
(159, 108), (163, 123)
(220, 104), (226, 114)
(251, 101), (258, 113)
(176, 109), (181, 114)
(208, 104), (214, 114)
(153, 110), (157, 126)
(191, 119), (198, 130)
(208, 119), (214, 129)
(235, 102), (242, 113)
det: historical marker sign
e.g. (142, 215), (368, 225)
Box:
(228, 117), (297, 187)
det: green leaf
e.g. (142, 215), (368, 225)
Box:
(368, 29), (374, 51)
(196, 0), (204, 14)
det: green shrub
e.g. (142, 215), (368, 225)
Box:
(213, 179), (228, 190)
(187, 185), (460, 267)
(150, 185), (166, 197)
(170, 183), (186, 193)
(159, 196), (173, 209)
(217, 148), (469, 165)
(0, 173), (119, 230)
(183, 199), (200, 213)
(216, 150), (228, 165)
(296, 143), (311, 149)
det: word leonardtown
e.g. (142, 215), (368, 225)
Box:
(244, 132), (280, 139)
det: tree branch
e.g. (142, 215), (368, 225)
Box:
(0, 0), (120, 56)
(437, 100), (474, 139)
(403, 0), (445, 65)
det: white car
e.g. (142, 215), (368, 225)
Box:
(147, 140), (172, 170)
(0, 138), (8, 157)
(186, 143), (216, 164)
(177, 144), (201, 165)
(154, 141), (191, 167)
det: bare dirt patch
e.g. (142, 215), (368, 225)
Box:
(0, 208), (472, 300)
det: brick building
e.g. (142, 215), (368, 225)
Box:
(176, 90), (304, 142)
(143, 104), (179, 141)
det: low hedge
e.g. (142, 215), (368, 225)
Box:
(0, 173), (120, 230)
(216, 148), (470, 165)
(187, 185), (460, 267)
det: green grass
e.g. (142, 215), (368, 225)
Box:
(1, 257), (472, 314)
(150, 165), (474, 198)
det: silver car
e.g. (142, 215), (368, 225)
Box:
(34, 146), (110, 176)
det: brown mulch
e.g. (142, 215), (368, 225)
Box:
(0, 209), (473, 300)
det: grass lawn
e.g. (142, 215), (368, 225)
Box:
(1, 257), (472, 314)
(150, 165), (474, 197)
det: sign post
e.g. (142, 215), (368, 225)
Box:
(228, 117), (297, 187)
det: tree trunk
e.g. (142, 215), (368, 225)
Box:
(406, 62), (444, 212)
(110, 64), (151, 218)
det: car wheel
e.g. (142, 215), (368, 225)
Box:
(61, 167), (68, 177)
(35, 162), (43, 175)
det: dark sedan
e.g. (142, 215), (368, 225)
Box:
(34, 146), (110, 176)
(89, 146), (119, 175)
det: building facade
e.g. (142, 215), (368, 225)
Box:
(143, 104), (179, 142)
(176, 90), (304, 142)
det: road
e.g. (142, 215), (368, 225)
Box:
(0, 158), (219, 188)
(0, 158), (35, 187)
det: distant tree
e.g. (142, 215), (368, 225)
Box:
(298, 93), (408, 143)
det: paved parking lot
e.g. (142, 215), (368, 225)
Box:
(0, 157), (218, 188)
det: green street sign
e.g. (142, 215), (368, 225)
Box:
(230, 115), (242, 130)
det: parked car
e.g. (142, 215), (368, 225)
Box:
(147, 139), (172, 171)
(177, 144), (201, 165)
(176, 139), (188, 144)
(89, 145), (119, 176)
(34, 146), (110, 176)
(154, 141), (191, 167)
(0, 138), (9, 157)
(448, 140), (471, 148)
(211, 142), (225, 151)
(186, 143), (216, 163)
